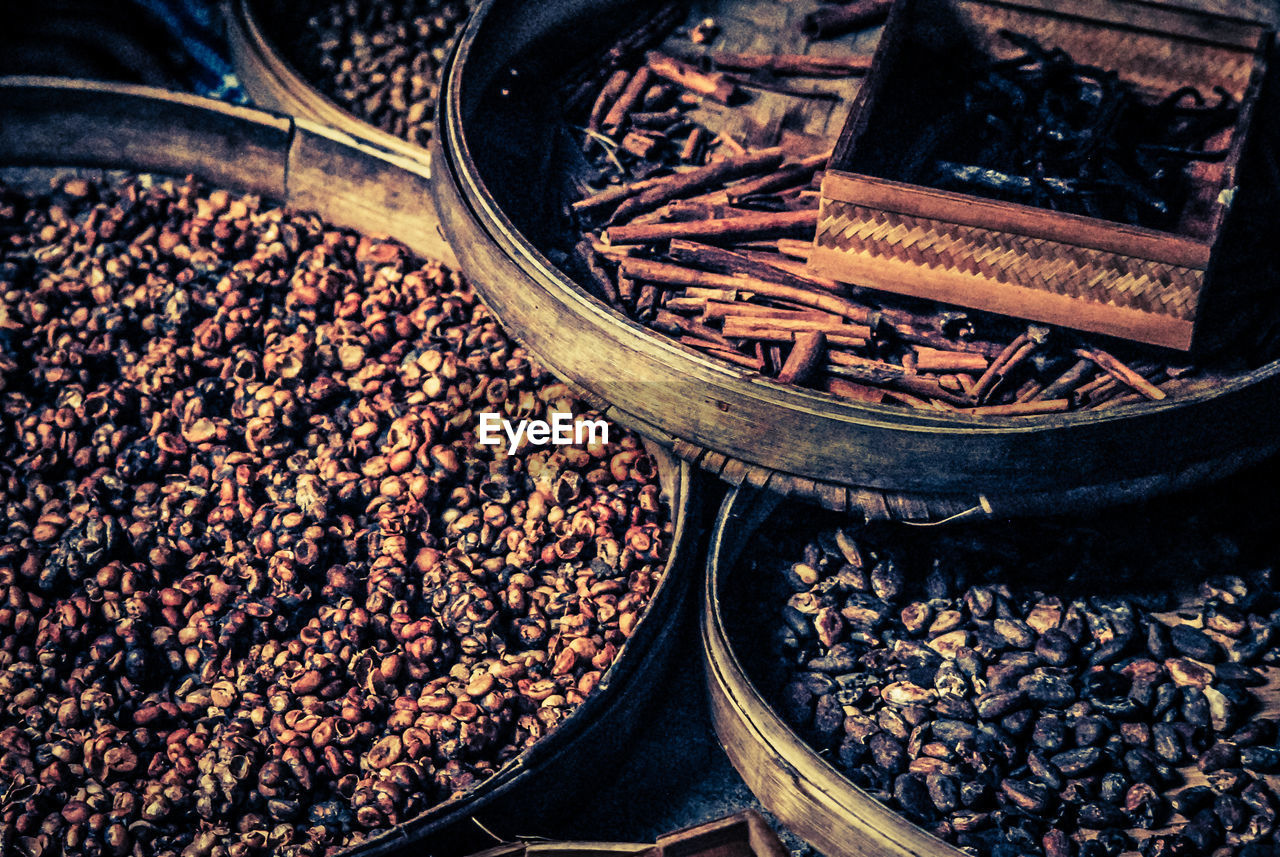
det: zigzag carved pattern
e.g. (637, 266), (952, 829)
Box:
(960, 3), (1256, 100)
(816, 201), (1202, 320)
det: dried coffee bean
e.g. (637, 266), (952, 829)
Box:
(1098, 772), (1129, 805)
(1171, 786), (1216, 817)
(1077, 802), (1128, 829)
(1032, 713), (1067, 752)
(994, 618), (1036, 649)
(1053, 747), (1103, 776)
(1001, 778), (1053, 815)
(1240, 746), (1280, 773)
(1036, 629), (1075, 666)
(1074, 716), (1110, 747)
(1020, 670), (1077, 706)
(894, 773), (935, 822)
(1125, 783), (1168, 829)
(976, 690), (1026, 719)
(927, 773), (961, 814)
(1215, 793), (1248, 831)
(1199, 742), (1241, 773)
(869, 733), (908, 774)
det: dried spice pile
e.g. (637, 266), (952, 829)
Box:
(897, 31), (1239, 231)
(559, 9), (1254, 415)
(753, 508), (1280, 857)
(294, 0), (471, 147)
(0, 173), (671, 857)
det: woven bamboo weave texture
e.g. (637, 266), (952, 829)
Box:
(816, 200), (1204, 319)
(960, 3), (1257, 99)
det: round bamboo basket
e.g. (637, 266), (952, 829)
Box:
(0, 76), (699, 857)
(222, 0), (433, 165)
(701, 479), (1280, 857)
(431, 0), (1280, 522)
(700, 485), (954, 857)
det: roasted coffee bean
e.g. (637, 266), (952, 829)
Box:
(927, 773), (961, 814)
(1240, 746), (1280, 773)
(768, 518), (1280, 857)
(976, 690), (1026, 719)
(0, 173), (670, 857)
(869, 733), (908, 774)
(1078, 802), (1128, 829)
(1206, 767), (1249, 793)
(1033, 713), (1067, 752)
(1036, 629), (1075, 666)
(894, 773), (935, 822)
(1028, 749), (1064, 790)
(1171, 786), (1216, 817)
(1020, 671), (1077, 706)
(1215, 793), (1249, 831)
(1152, 722), (1187, 765)
(1098, 771), (1129, 805)
(1053, 747), (1103, 777)
(1125, 782), (1168, 829)
(1170, 624), (1225, 662)
(1001, 778), (1053, 815)
(1199, 742), (1241, 773)
(1074, 716), (1110, 748)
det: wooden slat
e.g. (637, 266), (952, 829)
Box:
(819, 172), (1212, 269)
(807, 242), (1197, 350)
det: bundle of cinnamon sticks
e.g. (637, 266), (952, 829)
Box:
(560, 4), (1213, 416)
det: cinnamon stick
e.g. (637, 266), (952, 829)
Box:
(610, 147), (784, 223)
(680, 127), (708, 162)
(572, 172), (680, 214)
(971, 332), (1030, 401)
(725, 155), (830, 204)
(966, 400), (1072, 416)
(645, 51), (738, 104)
(602, 67), (652, 136)
(722, 317), (872, 341)
(914, 348), (989, 374)
(823, 376), (886, 403)
(573, 239), (620, 307)
(606, 209), (818, 244)
(702, 302), (838, 324)
(679, 338), (766, 370)
(587, 70), (630, 135)
(663, 297), (706, 313)
(777, 332), (826, 384)
(775, 238), (813, 259)
(802, 0), (893, 39)
(653, 310), (735, 349)
(1074, 347), (1167, 401)
(736, 251), (845, 293)
(617, 257), (871, 321)
(825, 362), (974, 407)
(668, 239), (846, 295)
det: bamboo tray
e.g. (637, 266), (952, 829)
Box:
(809, 0), (1274, 351)
(702, 479), (1280, 857)
(431, 0), (1280, 521)
(0, 76), (700, 857)
(223, 0), (435, 166)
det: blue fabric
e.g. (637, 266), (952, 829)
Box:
(127, 0), (249, 102)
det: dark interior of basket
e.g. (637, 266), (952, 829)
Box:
(834, 0), (1264, 241)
